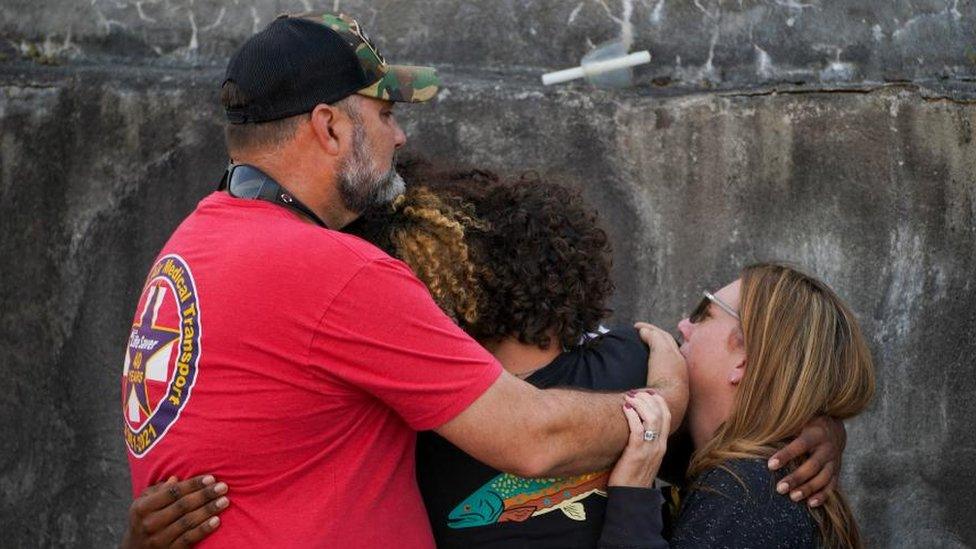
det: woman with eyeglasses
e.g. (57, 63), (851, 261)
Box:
(601, 263), (876, 548)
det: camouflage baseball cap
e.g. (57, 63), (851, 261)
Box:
(320, 13), (440, 103)
(223, 12), (440, 124)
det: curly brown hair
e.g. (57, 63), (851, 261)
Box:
(345, 185), (485, 325)
(345, 161), (614, 350)
(442, 178), (614, 350)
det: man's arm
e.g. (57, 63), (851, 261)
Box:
(436, 323), (690, 479)
(435, 370), (629, 478)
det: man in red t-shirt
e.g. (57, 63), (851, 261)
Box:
(120, 13), (688, 548)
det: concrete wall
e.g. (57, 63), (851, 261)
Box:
(1, 1), (974, 547)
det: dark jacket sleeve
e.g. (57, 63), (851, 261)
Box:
(601, 461), (818, 548)
(598, 487), (669, 549)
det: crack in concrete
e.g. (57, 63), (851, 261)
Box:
(568, 2), (584, 25)
(650, 0), (665, 24)
(134, 1), (157, 23)
(773, 0), (817, 11)
(200, 6), (226, 32)
(921, 95), (976, 105)
(4, 61), (975, 104)
(717, 82), (976, 105)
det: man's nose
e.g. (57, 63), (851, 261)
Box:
(392, 119), (407, 149)
(677, 318), (691, 341)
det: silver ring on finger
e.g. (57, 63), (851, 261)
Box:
(643, 429), (659, 442)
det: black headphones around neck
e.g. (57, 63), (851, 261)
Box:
(218, 164), (330, 229)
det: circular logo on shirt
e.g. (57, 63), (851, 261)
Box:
(122, 254), (202, 457)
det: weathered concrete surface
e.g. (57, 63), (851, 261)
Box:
(2, 61), (974, 548)
(0, 65), (226, 546)
(1, 0), (974, 89)
(1, 0), (975, 547)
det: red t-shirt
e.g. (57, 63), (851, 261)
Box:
(123, 192), (502, 547)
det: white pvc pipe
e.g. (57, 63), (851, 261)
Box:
(542, 66), (587, 86)
(541, 50), (651, 86)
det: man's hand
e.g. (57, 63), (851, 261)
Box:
(767, 416), (847, 507)
(121, 475), (229, 548)
(635, 322), (689, 432)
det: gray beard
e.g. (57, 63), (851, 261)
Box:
(337, 125), (405, 214)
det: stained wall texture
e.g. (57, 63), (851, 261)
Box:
(1, 1), (974, 547)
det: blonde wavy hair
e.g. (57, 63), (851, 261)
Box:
(688, 263), (876, 548)
(385, 186), (486, 325)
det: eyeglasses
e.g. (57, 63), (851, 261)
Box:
(689, 290), (740, 324)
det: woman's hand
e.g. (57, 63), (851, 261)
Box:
(608, 391), (672, 488)
(121, 475), (229, 548)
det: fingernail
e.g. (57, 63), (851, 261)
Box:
(643, 389), (656, 395)
(216, 496), (229, 509)
(776, 482), (789, 494)
(215, 482), (228, 494)
(790, 490), (803, 502)
(624, 403), (634, 409)
(768, 458), (780, 470)
(209, 516), (221, 528)
(808, 498), (821, 508)
(202, 475), (215, 485)
(627, 390), (637, 397)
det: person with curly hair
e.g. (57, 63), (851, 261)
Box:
(353, 165), (618, 355)
(123, 167), (848, 548)
(345, 183), (487, 327)
(404, 173), (651, 548)
(349, 164), (847, 548)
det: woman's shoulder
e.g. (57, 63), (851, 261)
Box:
(673, 458), (817, 547)
(695, 458), (777, 497)
(591, 325), (644, 347)
(577, 326), (649, 387)
(528, 326), (648, 390)
(692, 458), (803, 512)
(585, 326), (649, 369)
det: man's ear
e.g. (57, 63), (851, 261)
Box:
(308, 104), (345, 157)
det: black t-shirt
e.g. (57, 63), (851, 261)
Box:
(416, 327), (649, 549)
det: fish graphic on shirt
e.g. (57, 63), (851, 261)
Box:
(447, 471), (609, 529)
